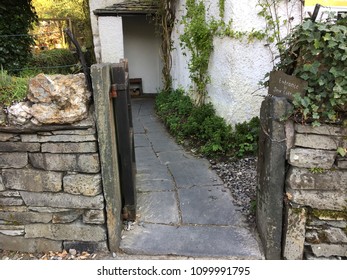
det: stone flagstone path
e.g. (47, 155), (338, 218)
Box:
(119, 98), (264, 259)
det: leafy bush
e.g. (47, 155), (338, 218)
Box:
(25, 48), (80, 75)
(0, 0), (37, 75)
(275, 15), (347, 125)
(155, 89), (260, 158)
(0, 69), (29, 106)
(232, 117), (260, 158)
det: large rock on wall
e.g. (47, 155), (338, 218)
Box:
(7, 73), (91, 125)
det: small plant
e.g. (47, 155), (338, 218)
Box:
(155, 89), (260, 159)
(232, 117), (260, 157)
(250, 200), (257, 214)
(309, 167), (325, 174)
(0, 68), (28, 106)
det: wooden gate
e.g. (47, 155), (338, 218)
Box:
(110, 60), (137, 221)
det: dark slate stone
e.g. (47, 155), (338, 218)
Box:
(0, 142), (40, 152)
(256, 96), (292, 260)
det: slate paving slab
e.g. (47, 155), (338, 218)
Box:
(133, 117), (145, 134)
(137, 192), (179, 224)
(135, 147), (158, 167)
(136, 165), (172, 181)
(120, 223), (263, 259)
(146, 134), (182, 152)
(140, 117), (168, 134)
(136, 178), (175, 192)
(168, 159), (223, 188)
(134, 134), (150, 147)
(178, 185), (241, 226)
(158, 150), (194, 164)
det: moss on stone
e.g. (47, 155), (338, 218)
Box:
(312, 209), (347, 221)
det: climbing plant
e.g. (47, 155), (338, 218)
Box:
(218, 0), (225, 18)
(156, 0), (176, 91)
(179, 0), (214, 106)
(178, 0), (299, 106)
(256, 0), (301, 64)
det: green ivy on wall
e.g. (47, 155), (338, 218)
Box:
(179, 0), (214, 106)
(178, 0), (294, 106)
(277, 16), (347, 126)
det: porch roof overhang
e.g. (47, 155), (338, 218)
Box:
(93, 0), (159, 17)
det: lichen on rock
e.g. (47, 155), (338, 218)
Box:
(7, 73), (91, 126)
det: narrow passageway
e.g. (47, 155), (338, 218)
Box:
(119, 97), (263, 259)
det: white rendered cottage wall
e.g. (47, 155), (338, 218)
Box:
(171, 0), (302, 125)
(89, 0), (123, 63)
(98, 17), (124, 63)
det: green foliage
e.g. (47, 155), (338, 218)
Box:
(309, 167), (325, 174)
(257, 0), (282, 50)
(25, 48), (80, 75)
(250, 200), (257, 214)
(233, 117), (260, 158)
(276, 16), (347, 125)
(0, 69), (29, 106)
(178, 0), (275, 106)
(155, 89), (260, 159)
(180, 0), (213, 106)
(0, 48), (80, 106)
(0, 0), (38, 74)
(337, 147), (347, 157)
(33, 0), (93, 50)
(218, 0), (225, 19)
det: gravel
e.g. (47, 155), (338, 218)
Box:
(210, 157), (258, 227)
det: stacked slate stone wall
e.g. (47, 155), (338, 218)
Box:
(283, 124), (347, 259)
(0, 75), (108, 252)
(257, 96), (347, 260)
(0, 115), (107, 253)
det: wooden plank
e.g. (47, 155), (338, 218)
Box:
(268, 71), (308, 101)
(111, 62), (136, 221)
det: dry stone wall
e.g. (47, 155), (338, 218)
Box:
(257, 96), (347, 260)
(0, 74), (108, 253)
(284, 124), (347, 259)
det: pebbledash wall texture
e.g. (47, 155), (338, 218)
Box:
(0, 74), (108, 253)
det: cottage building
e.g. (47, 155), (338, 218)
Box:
(89, 0), (345, 125)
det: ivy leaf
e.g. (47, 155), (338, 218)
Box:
(302, 20), (313, 31)
(312, 120), (321, 127)
(337, 147), (346, 157)
(314, 39), (321, 49)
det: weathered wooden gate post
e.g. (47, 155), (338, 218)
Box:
(91, 63), (122, 252)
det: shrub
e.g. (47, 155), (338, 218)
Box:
(0, 0), (37, 75)
(155, 89), (260, 159)
(275, 15), (347, 126)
